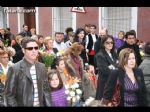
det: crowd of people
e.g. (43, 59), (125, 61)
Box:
(0, 23), (149, 107)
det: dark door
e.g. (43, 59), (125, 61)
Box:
(24, 7), (36, 31)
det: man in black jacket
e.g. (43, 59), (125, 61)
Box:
(117, 31), (142, 66)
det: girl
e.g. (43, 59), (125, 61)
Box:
(55, 56), (80, 86)
(48, 69), (68, 107)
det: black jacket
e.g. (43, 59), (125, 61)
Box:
(96, 49), (118, 77)
(12, 43), (24, 63)
(95, 49), (118, 100)
(103, 68), (148, 106)
(117, 42), (142, 66)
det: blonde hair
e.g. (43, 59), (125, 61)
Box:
(44, 36), (53, 46)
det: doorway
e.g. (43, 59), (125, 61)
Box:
(24, 7), (36, 31)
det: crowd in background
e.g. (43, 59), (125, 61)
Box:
(0, 23), (149, 107)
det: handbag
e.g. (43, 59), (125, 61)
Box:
(99, 79), (121, 107)
(110, 79), (120, 107)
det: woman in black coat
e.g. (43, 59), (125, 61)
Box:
(95, 35), (118, 100)
(73, 28), (88, 65)
(101, 48), (147, 107)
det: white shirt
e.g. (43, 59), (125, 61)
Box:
(53, 40), (67, 52)
(85, 34), (97, 50)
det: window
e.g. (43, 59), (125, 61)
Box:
(52, 7), (73, 36)
(101, 7), (132, 36)
(0, 7), (7, 28)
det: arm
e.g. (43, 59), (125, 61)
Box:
(139, 69), (148, 106)
(4, 66), (18, 106)
(42, 65), (51, 106)
(96, 53), (110, 77)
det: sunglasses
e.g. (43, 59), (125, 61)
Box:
(105, 41), (114, 45)
(25, 46), (39, 50)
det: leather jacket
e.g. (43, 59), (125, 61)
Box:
(4, 58), (51, 106)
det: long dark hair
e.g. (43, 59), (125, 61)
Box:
(100, 35), (116, 54)
(73, 28), (86, 43)
(48, 69), (63, 91)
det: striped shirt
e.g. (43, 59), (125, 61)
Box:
(124, 73), (139, 107)
(30, 65), (40, 107)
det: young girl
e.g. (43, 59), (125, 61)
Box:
(48, 69), (68, 107)
(82, 65), (97, 100)
(55, 56), (80, 86)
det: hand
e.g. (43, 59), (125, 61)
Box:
(86, 49), (89, 53)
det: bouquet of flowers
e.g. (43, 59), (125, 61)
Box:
(64, 78), (82, 106)
(39, 49), (56, 67)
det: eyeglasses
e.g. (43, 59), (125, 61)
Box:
(105, 41), (114, 45)
(25, 46), (39, 50)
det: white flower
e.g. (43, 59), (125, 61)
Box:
(65, 90), (69, 94)
(73, 83), (79, 88)
(67, 96), (71, 100)
(64, 84), (69, 89)
(76, 95), (80, 100)
(70, 84), (75, 89)
(76, 89), (82, 94)
(70, 91), (75, 97)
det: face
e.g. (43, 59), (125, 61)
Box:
(23, 42), (39, 62)
(0, 53), (9, 65)
(24, 26), (28, 31)
(118, 32), (124, 39)
(85, 26), (90, 32)
(99, 30), (107, 39)
(104, 38), (114, 51)
(49, 74), (60, 88)
(90, 26), (96, 34)
(126, 35), (136, 45)
(69, 35), (74, 42)
(47, 40), (53, 49)
(89, 65), (95, 73)
(55, 34), (62, 43)
(38, 37), (44, 44)
(57, 60), (65, 71)
(125, 53), (136, 69)
(78, 31), (85, 39)
(0, 29), (5, 35)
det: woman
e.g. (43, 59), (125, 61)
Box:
(139, 41), (150, 106)
(73, 28), (88, 65)
(12, 35), (24, 63)
(0, 48), (15, 84)
(95, 35), (118, 100)
(101, 48), (147, 107)
(43, 36), (58, 54)
(48, 69), (68, 107)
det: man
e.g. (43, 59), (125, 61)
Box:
(85, 24), (98, 66)
(4, 38), (51, 106)
(118, 31), (142, 66)
(19, 24), (32, 37)
(94, 28), (108, 74)
(53, 32), (67, 52)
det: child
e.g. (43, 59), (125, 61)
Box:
(82, 65), (97, 100)
(55, 56), (80, 86)
(48, 69), (68, 107)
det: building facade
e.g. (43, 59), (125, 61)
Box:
(0, 7), (149, 42)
